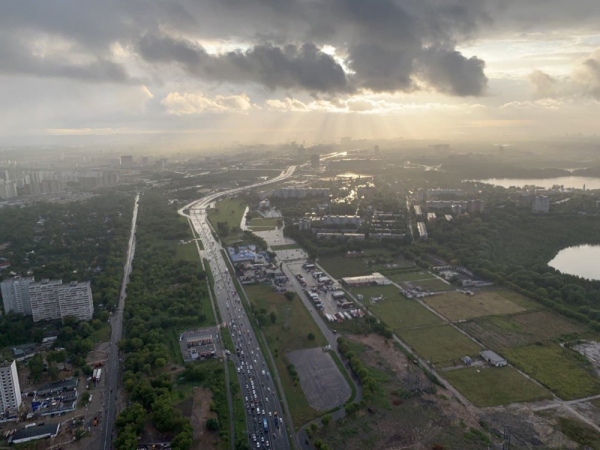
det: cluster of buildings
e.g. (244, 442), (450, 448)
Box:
(0, 168), (118, 199)
(269, 188), (330, 199)
(1, 277), (94, 322)
(425, 199), (485, 214)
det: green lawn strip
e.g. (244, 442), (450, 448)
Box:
(408, 278), (452, 291)
(203, 259), (219, 326)
(326, 350), (357, 405)
(444, 366), (551, 407)
(248, 226), (277, 231)
(398, 324), (481, 366)
(228, 360), (248, 447)
(385, 271), (437, 282)
(318, 256), (372, 279)
(247, 217), (280, 227)
(271, 244), (301, 250)
(351, 285), (442, 330)
(166, 328), (185, 365)
(504, 343), (600, 400)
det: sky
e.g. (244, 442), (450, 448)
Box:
(1, 0), (600, 145)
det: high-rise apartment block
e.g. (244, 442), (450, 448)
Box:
(1, 276), (34, 315)
(29, 279), (93, 322)
(0, 360), (22, 412)
(532, 195), (550, 213)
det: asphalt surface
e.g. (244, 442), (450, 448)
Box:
(181, 167), (295, 450)
(101, 193), (140, 450)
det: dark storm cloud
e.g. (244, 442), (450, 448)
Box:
(2, 0), (600, 95)
(0, 33), (134, 84)
(138, 34), (351, 93)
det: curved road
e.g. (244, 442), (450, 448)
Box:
(180, 167), (295, 450)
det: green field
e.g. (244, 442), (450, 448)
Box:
(504, 343), (600, 400)
(247, 217), (280, 228)
(385, 270), (434, 282)
(399, 324), (481, 366)
(408, 278), (452, 291)
(459, 310), (586, 350)
(444, 366), (551, 407)
(245, 284), (327, 424)
(271, 243), (301, 250)
(318, 256), (372, 279)
(175, 242), (200, 261)
(424, 291), (525, 321)
(207, 198), (247, 243)
(487, 288), (542, 310)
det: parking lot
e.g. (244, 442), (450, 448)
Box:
(287, 262), (342, 318)
(287, 348), (351, 411)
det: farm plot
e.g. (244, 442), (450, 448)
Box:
(444, 366), (551, 407)
(459, 311), (587, 350)
(399, 324), (481, 366)
(424, 291), (525, 321)
(505, 343), (600, 400)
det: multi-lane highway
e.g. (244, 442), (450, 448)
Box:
(181, 167), (295, 450)
(102, 193), (140, 450)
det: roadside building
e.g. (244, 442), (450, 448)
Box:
(341, 273), (390, 287)
(11, 423), (60, 444)
(480, 350), (507, 367)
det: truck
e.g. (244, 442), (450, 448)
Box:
(93, 368), (102, 382)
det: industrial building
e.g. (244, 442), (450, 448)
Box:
(0, 360), (22, 413)
(480, 350), (507, 367)
(321, 215), (362, 226)
(1, 276), (34, 315)
(10, 423), (60, 445)
(341, 273), (390, 287)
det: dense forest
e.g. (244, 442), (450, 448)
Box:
(115, 191), (221, 450)
(426, 204), (600, 327)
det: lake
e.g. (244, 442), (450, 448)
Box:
(548, 245), (600, 280)
(472, 176), (600, 190)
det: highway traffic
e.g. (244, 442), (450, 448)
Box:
(182, 167), (295, 449)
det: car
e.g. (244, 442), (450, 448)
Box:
(269, 411), (272, 417)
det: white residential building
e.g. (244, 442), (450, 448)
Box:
(29, 279), (93, 322)
(532, 195), (550, 213)
(417, 222), (428, 240)
(0, 360), (22, 412)
(1, 276), (34, 315)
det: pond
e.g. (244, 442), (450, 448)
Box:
(548, 245), (600, 281)
(471, 176), (600, 190)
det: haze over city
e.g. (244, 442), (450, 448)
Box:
(1, 0), (600, 147)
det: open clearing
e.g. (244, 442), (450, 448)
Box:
(460, 310), (587, 350)
(407, 278), (452, 292)
(245, 284), (326, 424)
(444, 366), (551, 407)
(175, 242), (199, 262)
(287, 348), (351, 411)
(504, 343), (600, 400)
(207, 198), (247, 243)
(318, 256), (372, 279)
(399, 324), (481, 366)
(384, 270), (434, 283)
(424, 291), (525, 321)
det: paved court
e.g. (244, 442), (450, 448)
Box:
(287, 347), (351, 411)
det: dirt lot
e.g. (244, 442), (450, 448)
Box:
(190, 387), (219, 450)
(460, 310), (587, 350)
(424, 291), (525, 321)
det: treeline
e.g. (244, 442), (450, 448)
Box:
(427, 205), (600, 327)
(116, 192), (213, 450)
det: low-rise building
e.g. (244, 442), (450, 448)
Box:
(322, 215), (362, 227)
(480, 350), (507, 367)
(417, 222), (428, 240)
(341, 273), (390, 287)
(11, 423), (60, 444)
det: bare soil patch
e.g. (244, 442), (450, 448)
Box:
(190, 387), (219, 450)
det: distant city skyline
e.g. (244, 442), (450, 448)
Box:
(1, 1), (599, 144)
